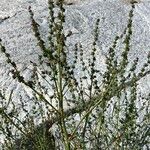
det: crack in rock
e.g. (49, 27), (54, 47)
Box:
(0, 16), (10, 24)
(0, 13), (18, 24)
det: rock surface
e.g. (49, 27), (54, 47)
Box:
(0, 0), (150, 143)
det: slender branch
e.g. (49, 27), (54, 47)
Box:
(41, 70), (150, 129)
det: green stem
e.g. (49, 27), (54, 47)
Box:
(57, 40), (70, 150)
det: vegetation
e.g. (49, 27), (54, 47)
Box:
(0, 0), (149, 149)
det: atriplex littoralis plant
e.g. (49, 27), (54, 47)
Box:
(0, 0), (150, 149)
